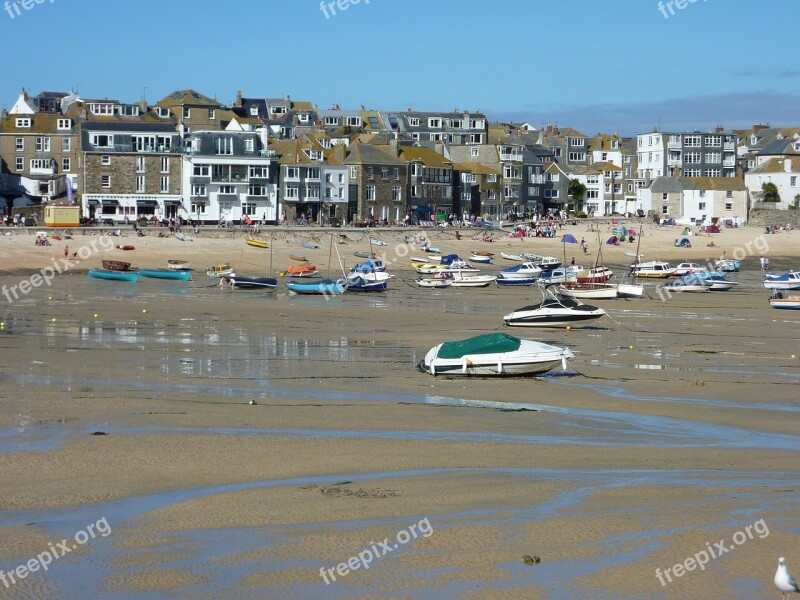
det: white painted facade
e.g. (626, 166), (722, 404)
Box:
(744, 158), (799, 210)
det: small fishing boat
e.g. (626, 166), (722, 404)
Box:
(663, 277), (712, 293)
(88, 268), (139, 282)
(471, 250), (494, 257)
(416, 277), (452, 288)
(350, 259), (386, 273)
(285, 264), (319, 277)
(496, 276), (537, 287)
(537, 267), (578, 286)
(246, 239), (268, 249)
(557, 282), (618, 299)
(631, 261), (676, 278)
(674, 262), (704, 276)
(227, 276), (278, 290)
(503, 286), (606, 328)
(769, 292), (800, 309)
(207, 263), (235, 278)
(167, 260), (191, 270)
(418, 332), (574, 377)
(715, 259), (740, 272)
(51, 234), (62, 241)
(289, 254), (307, 262)
(175, 232), (193, 241)
(102, 260), (132, 271)
(139, 268), (192, 281)
(285, 279), (345, 295)
(468, 254), (493, 264)
(574, 266), (613, 284)
(423, 246), (441, 253)
(500, 262), (542, 280)
(763, 271), (800, 290)
(523, 255), (561, 272)
(411, 255), (443, 264)
(501, 252), (524, 261)
(300, 242), (319, 250)
(692, 270), (739, 291)
(354, 252), (378, 259)
(370, 239), (387, 246)
(115, 245), (136, 251)
(340, 271), (390, 292)
(448, 274), (497, 288)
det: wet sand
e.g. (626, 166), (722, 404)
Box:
(0, 223), (798, 598)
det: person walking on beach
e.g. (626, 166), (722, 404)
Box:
(581, 238), (588, 254)
(64, 245), (69, 258)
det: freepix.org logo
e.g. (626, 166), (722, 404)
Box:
(4, 0), (55, 21)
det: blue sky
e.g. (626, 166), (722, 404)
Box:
(2, 0), (797, 135)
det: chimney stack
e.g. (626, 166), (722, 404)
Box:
(390, 138), (399, 157)
(236, 90), (242, 107)
(785, 158), (792, 173)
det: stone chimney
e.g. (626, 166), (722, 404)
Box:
(389, 138), (399, 157)
(785, 158), (792, 173)
(434, 140), (444, 155)
(715, 124), (724, 134)
(1, 109), (7, 119)
(236, 90), (242, 107)
(753, 123), (770, 133)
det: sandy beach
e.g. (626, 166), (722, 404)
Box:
(0, 220), (797, 599)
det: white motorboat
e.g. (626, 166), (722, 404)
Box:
(763, 271), (800, 290)
(410, 255), (443, 264)
(663, 277), (712, 293)
(631, 260), (676, 278)
(469, 254), (493, 264)
(556, 282), (618, 299)
(501, 252), (524, 261)
(537, 267), (578, 286)
(692, 270), (739, 291)
(674, 262), (704, 276)
(503, 286), (606, 328)
(499, 262), (543, 280)
(449, 274), (497, 288)
(435, 260), (480, 274)
(418, 332), (574, 376)
(416, 277), (452, 289)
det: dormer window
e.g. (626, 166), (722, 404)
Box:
(451, 119), (463, 129)
(157, 107), (170, 118)
(570, 137), (585, 147)
(298, 114), (310, 123)
(408, 117), (420, 127)
(319, 139), (331, 149)
(751, 135), (758, 145)
(324, 116), (339, 126)
(428, 118), (441, 128)
(250, 106), (259, 116)
(794, 142), (800, 152)
(271, 106), (287, 115)
(89, 103), (114, 115)
(346, 116), (361, 127)
(15, 118), (31, 128)
(57, 118), (72, 130)
(304, 150), (323, 161)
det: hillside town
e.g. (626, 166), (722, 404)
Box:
(0, 88), (798, 228)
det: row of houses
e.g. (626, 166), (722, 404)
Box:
(1, 89), (798, 226)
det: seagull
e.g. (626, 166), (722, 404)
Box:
(775, 557), (800, 600)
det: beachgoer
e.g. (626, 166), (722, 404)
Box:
(570, 257), (576, 266)
(64, 245), (69, 258)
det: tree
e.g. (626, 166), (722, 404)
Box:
(761, 182), (780, 203)
(568, 179), (587, 202)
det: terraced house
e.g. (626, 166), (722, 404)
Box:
(636, 129), (738, 179)
(80, 98), (183, 223)
(397, 143), (453, 222)
(344, 142), (407, 223)
(0, 91), (81, 205)
(274, 135), (348, 224)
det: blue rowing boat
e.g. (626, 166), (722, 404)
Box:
(88, 268), (139, 282)
(228, 276), (278, 290)
(139, 268), (192, 281)
(285, 279), (345, 295)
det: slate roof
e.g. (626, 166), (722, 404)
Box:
(344, 143), (406, 166)
(746, 158), (799, 174)
(397, 146), (453, 167)
(649, 176), (746, 192)
(156, 90), (221, 108)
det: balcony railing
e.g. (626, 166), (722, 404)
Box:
(723, 142), (735, 151)
(723, 160), (736, 167)
(500, 152), (522, 161)
(667, 141), (682, 150)
(30, 166), (55, 176)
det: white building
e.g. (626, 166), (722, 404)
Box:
(744, 157), (799, 210)
(182, 130), (278, 224)
(637, 176), (747, 225)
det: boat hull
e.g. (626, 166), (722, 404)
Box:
(419, 338), (573, 377)
(246, 240), (268, 249)
(496, 277), (537, 286)
(557, 284), (618, 299)
(228, 277), (278, 289)
(140, 269), (192, 281)
(613, 283), (645, 298)
(167, 260), (191, 270)
(88, 268), (138, 282)
(416, 279), (451, 288)
(285, 279), (344, 295)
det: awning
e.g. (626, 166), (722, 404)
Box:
(101, 200), (119, 206)
(163, 199), (182, 205)
(87, 198), (100, 205)
(136, 200), (158, 207)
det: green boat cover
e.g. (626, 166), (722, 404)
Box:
(436, 333), (522, 359)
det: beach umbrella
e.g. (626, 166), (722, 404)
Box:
(561, 233), (578, 265)
(606, 236), (619, 245)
